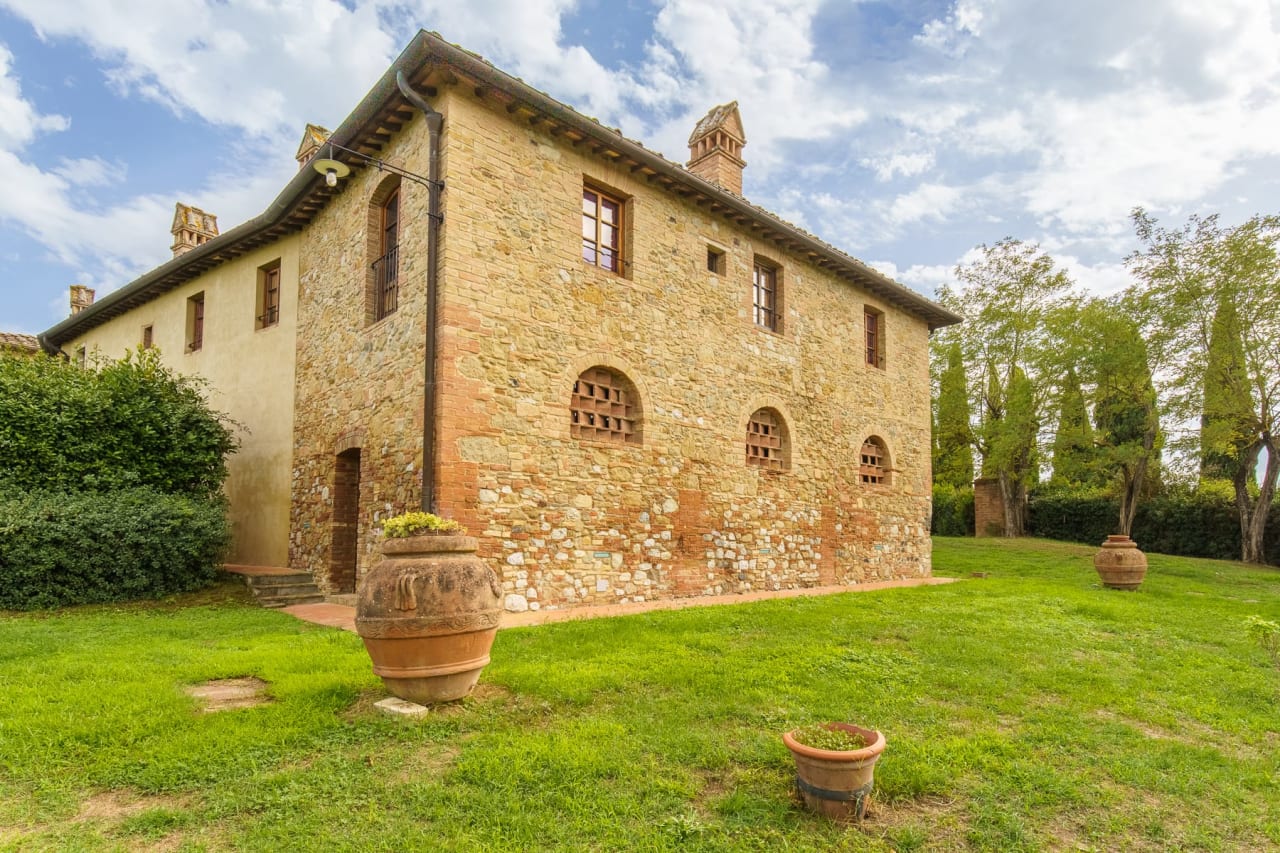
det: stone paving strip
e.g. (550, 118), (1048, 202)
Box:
(282, 576), (959, 633)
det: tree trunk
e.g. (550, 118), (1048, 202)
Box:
(1117, 460), (1143, 538)
(1117, 427), (1156, 538)
(997, 472), (1027, 537)
(1237, 436), (1277, 565)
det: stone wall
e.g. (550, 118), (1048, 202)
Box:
(290, 111), (432, 589)
(431, 90), (933, 612)
(288, 84), (936, 607)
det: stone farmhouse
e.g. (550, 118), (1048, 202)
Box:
(41, 31), (960, 613)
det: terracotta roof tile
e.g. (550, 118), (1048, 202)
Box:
(0, 331), (40, 352)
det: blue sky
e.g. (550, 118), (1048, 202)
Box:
(2, 0), (1279, 335)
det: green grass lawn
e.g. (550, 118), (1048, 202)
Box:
(1, 538), (1277, 851)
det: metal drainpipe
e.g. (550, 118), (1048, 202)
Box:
(395, 70), (444, 514)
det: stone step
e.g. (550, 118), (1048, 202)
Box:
(225, 566), (326, 609)
(246, 573), (317, 589)
(257, 593), (327, 609)
(247, 579), (322, 596)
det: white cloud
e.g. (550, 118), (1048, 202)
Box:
(1054, 255), (1132, 298)
(885, 182), (963, 227)
(868, 259), (958, 298)
(861, 151), (935, 182)
(3, 0), (396, 136)
(637, 0), (866, 176)
(52, 156), (119, 188)
(0, 44), (67, 151)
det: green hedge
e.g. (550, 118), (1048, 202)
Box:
(932, 484), (975, 536)
(1028, 487), (1280, 565)
(0, 488), (231, 610)
(0, 350), (237, 497)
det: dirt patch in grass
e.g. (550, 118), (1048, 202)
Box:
(855, 794), (969, 851)
(389, 744), (463, 785)
(77, 791), (190, 822)
(185, 677), (270, 712)
(862, 794), (961, 826)
(1092, 708), (1260, 761)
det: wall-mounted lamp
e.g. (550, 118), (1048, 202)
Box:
(310, 139), (440, 192)
(312, 157), (350, 187)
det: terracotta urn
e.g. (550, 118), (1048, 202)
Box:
(1093, 534), (1148, 591)
(355, 534), (502, 704)
(782, 723), (886, 821)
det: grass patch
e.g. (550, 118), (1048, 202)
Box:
(1, 538), (1277, 850)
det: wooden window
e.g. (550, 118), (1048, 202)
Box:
(707, 245), (725, 274)
(257, 262), (281, 329)
(74, 345), (86, 368)
(141, 325), (153, 349)
(746, 408), (788, 471)
(860, 438), (889, 485)
(865, 307), (885, 368)
(186, 293), (205, 353)
(372, 189), (400, 320)
(582, 186), (624, 274)
(571, 367), (639, 444)
(753, 260), (780, 332)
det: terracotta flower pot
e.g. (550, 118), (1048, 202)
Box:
(355, 534), (502, 704)
(1093, 534), (1148, 591)
(782, 723), (886, 821)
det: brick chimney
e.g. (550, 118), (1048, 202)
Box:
(687, 101), (747, 196)
(69, 284), (95, 315)
(295, 123), (331, 170)
(170, 203), (219, 257)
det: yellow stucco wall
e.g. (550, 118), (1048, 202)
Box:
(65, 238), (300, 566)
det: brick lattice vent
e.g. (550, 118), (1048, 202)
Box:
(860, 439), (886, 484)
(746, 409), (786, 470)
(571, 367), (637, 444)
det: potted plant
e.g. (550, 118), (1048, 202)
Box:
(354, 512), (502, 704)
(782, 722), (886, 821)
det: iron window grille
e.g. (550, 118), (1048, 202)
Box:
(371, 245), (399, 320)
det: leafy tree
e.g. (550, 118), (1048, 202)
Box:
(932, 341), (974, 488)
(1085, 307), (1161, 536)
(1048, 298), (1162, 536)
(1128, 210), (1280, 564)
(938, 239), (1073, 536)
(1048, 367), (1096, 489)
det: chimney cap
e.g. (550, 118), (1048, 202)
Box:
(171, 202), (219, 236)
(688, 101), (746, 146)
(295, 123), (331, 166)
(69, 284), (96, 315)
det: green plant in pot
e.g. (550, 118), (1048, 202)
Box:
(354, 511), (502, 704)
(782, 722), (886, 821)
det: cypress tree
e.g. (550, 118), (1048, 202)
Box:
(933, 342), (975, 488)
(1200, 297), (1254, 483)
(1049, 368), (1095, 488)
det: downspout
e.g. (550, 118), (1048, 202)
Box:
(396, 71), (444, 513)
